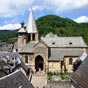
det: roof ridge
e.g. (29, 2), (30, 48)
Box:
(0, 70), (20, 80)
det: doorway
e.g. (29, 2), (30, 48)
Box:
(35, 55), (44, 72)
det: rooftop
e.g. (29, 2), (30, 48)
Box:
(41, 33), (87, 48)
(0, 71), (34, 88)
(71, 55), (88, 88)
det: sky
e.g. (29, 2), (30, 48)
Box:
(0, 0), (88, 30)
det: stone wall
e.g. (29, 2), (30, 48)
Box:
(64, 57), (78, 73)
(48, 62), (61, 72)
(47, 81), (74, 88)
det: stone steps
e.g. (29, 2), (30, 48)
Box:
(31, 71), (47, 88)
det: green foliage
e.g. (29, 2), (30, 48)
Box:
(47, 71), (71, 81)
(0, 30), (18, 44)
(0, 15), (88, 44)
(36, 15), (88, 45)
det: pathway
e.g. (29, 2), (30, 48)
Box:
(30, 71), (47, 88)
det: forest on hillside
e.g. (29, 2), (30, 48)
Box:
(0, 15), (88, 44)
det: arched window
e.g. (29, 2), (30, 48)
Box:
(69, 58), (73, 65)
(32, 34), (35, 41)
(28, 34), (31, 42)
(25, 55), (28, 63)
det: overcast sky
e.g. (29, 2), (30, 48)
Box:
(0, 0), (88, 30)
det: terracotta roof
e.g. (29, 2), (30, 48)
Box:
(0, 71), (34, 88)
(71, 55), (88, 88)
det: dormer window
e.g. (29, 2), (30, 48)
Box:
(69, 42), (72, 45)
(52, 42), (55, 45)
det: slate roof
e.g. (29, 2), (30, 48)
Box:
(0, 44), (13, 52)
(19, 42), (37, 53)
(0, 60), (8, 67)
(18, 27), (26, 33)
(0, 51), (19, 59)
(26, 8), (38, 33)
(71, 55), (88, 88)
(14, 57), (29, 73)
(49, 48), (84, 61)
(0, 51), (29, 75)
(41, 35), (87, 47)
(0, 71), (34, 88)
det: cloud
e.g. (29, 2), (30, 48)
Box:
(32, 6), (44, 11)
(0, 0), (88, 17)
(0, 23), (21, 30)
(32, 0), (88, 13)
(74, 16), (88, 23)
(0, 0), (31, 17)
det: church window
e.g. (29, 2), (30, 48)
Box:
(32, 34), (35, 41)
(28, 34), (31, 42)
(25, 55), (28, 63)
(69, 58), (73, 65)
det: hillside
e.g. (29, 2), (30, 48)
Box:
(37, 15), (88, 45)
(0, 15), (88, 44)
(0, 29), (18, 44)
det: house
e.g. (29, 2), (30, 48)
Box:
(18, 8), (87, 73)
(0, 70), (34, 88)
(0, 44), (13, 52)
(12, 42), (18, 52)
(71, 55), (88, 88)
(0, 59), (9, 77)
(13, 56), (30, 78)
(0, 51), (30, 78)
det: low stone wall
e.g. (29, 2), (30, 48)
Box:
(47, 81), (74, 88)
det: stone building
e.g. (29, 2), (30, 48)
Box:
(18, 8), (87, 73)
(0, 51), (30, 78)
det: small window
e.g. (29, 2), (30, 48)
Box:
(12, 58), (14, 60)
(69, 58), (73, 65)
(25, 55), (28, 63)
(16, 49), (18, 52)
(52, 42), (55, 45)
(28, 34), (31, 42)
(32, 34), (35, 41)
(69, 42), (72, 45)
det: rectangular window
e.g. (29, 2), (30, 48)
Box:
(25, 55), (28, 63)
(69, 58), (73, 65)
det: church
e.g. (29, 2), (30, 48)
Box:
(18, 8), (87, 73)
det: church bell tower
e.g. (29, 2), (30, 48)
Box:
(18, 21), (27, 51)
(18, 8), (39, 51)
(26, 8), (39, 43)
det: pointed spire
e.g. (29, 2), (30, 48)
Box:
(26, 8), (38, 33)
